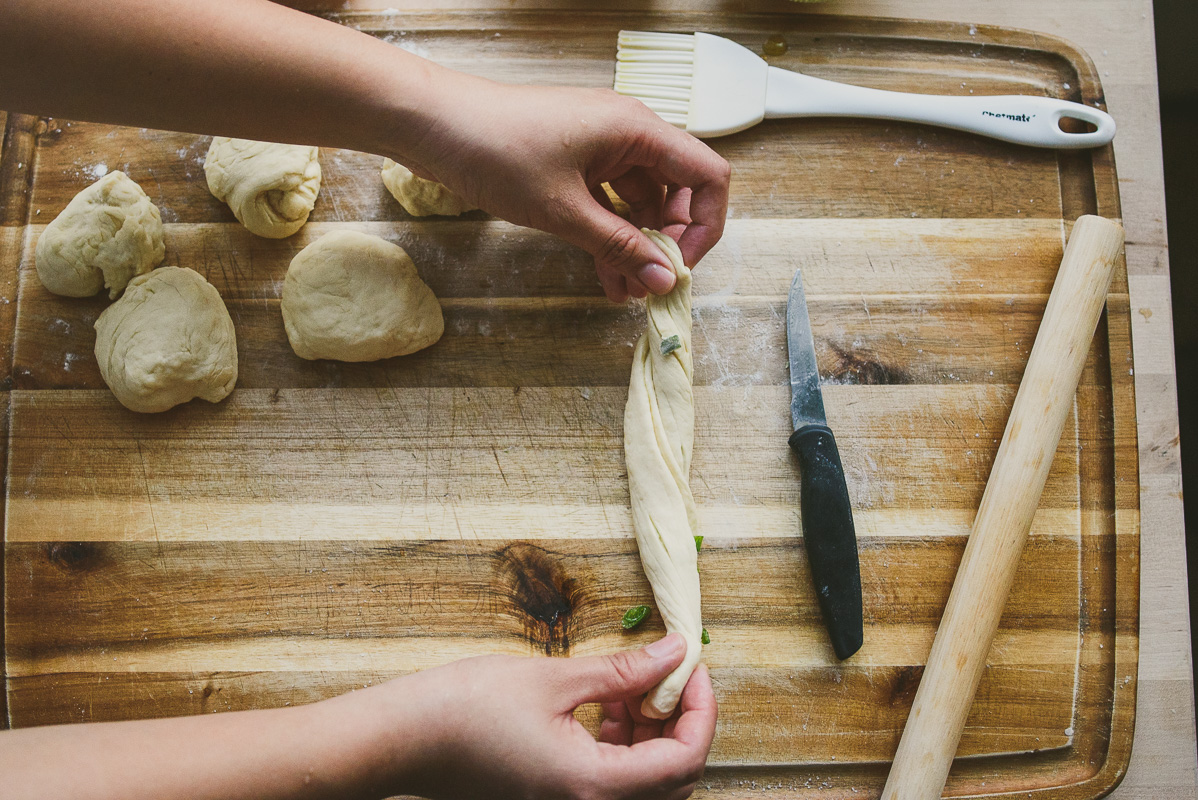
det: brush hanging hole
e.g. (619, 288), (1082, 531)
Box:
(1059, 115), (1099, 134)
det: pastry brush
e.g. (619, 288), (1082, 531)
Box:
(614, 31), (1115, 148)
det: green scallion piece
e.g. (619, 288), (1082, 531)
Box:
(621, 605), (651, 630)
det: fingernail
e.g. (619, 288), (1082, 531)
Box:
(637, 262), (675, 294)
(645, 633), (684, 658)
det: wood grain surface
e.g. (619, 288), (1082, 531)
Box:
(0, 10), (1149, 799)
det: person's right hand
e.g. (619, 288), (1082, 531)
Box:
(337, 633), (716, 800)
(390, 73), (731, 303)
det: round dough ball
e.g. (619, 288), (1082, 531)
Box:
(282, 230), (443, 362)
(381, 158), (476, 217)
(35, 171), (165, 299)
(204, 137), (321, 238)
(95, 267), (238, 413)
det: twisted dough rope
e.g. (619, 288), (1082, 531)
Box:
(624, 229), (703, 719)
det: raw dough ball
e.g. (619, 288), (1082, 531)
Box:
(204, 138), (321, 238)
(381, 158), (476, 217)
(35, 171), (165, 299)
(282, 230), (443, 361)
(94, 267), (238, 413)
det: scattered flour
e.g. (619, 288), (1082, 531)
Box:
(81, 163), (109, 181)
(692, 302), (771, 389)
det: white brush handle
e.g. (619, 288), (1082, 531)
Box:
(764, 67), (1115, 149)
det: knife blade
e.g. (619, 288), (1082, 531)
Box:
(787, 270), (863, 660)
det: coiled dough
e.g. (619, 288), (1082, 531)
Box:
(204, 138), (321, 238)
(381, 158), (476, 217)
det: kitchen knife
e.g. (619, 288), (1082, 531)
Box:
(787, 270), (863, 660)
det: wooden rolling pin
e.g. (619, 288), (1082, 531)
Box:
(881, 214), (1125, 799)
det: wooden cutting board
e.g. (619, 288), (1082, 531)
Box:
(0, 12), (1138, 798)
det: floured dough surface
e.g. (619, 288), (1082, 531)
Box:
(204, 138), (321, 238)
(281, 229), (444, 362)
(35, 171), (165, 299)
(94, 267), (238, 413)
(624, 229), (703, 719)
(381, 158), (476, 217)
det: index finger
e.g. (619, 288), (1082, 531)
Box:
(630, 123), (730, 267)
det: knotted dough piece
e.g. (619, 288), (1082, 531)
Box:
(204, 138), (321, 238)
(35, 171), (165, 299)
(281, 230), (443, 362)
(381, 158), (476, 217)
(624, 229), (702, 719)
(94, 267), (238, 413)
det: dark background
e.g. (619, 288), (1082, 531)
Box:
(1154, 0), (1196, 681)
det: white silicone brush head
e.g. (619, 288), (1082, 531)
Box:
(615, 31), (769, 138)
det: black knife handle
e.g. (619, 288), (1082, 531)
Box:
(788, 424), (864, 660)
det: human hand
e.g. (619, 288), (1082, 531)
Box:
(341, 633), (716, 800)
(394, 73), (731, 303)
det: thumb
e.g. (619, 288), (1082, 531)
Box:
(555, 634), (687, 707)
(567, 202), (677, 296)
